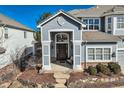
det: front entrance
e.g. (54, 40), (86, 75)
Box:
(56, 44), (68, 60)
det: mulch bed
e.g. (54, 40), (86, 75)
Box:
(0, 63), (20, 84)
(67, 72), (124, 88)
(68, 72), (99, 83)
(18, 68), (56, 85)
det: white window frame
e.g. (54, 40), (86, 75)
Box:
(116, 16), (124, 30)
(86, 46), (112, 62)
(82, 18), (101, 31)
(107, 17), (112, 30)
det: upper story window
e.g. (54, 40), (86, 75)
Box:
(83, 18), (100, 30)
(4, 27), (8, 39)
(107, 17), (112, 30)
(24, 31), (27, 38)
(117, 16), (124, 29)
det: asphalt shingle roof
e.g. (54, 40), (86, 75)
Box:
(82, 31), (121, 42)
(0, 13), (33, 31)
(68, 5), (116, 17)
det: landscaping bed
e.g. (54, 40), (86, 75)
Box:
(66, 62), (124, 88)
(66, 72), (124, 88)
(15, 68), (56, 88)
(0, 63), (20, 85)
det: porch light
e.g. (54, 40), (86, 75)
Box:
(112, 52), (116, 57)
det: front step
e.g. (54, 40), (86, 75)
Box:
(56, 78), (66, 83)
(54, 73), (70, 79)
(55, 84), (67, 88)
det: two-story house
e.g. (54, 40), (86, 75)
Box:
(0, 13), (35, 69)
(37, 5), (124, 70)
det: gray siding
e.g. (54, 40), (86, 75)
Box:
(118, 41), (124, 48)
(118, 50), (124, 69)
(115, 30), (124, 35)
(42, 14), (81, 41)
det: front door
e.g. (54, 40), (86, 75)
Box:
(56, 44), (68, 60)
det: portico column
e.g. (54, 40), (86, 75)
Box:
(42, 41), (51, 70)
(73, 41), (82, 70)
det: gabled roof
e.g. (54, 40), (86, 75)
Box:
(37, 10), (86, 27)
(0, 13), (33, 32)
(82, 31), (121, 43)
(103, 5), (124, 16)
(68, 5), (115, 17)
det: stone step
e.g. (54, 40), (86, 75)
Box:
(56, 78), (66, 84)
(55, 84), (67, 88)
(54, 73), (70, 79)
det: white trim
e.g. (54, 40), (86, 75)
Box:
(41, 27), (43, 42)
(37, 10), (85, 27)
(86, 46), (112, 62)
(116, 44), (118, 62)
(49, 29), (74, 32)
(113, 16), (116, 35)
(117, 48), (124, 50)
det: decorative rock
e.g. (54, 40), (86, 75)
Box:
(9, 80), (23, 88)
(109, 78), (116, 82)
(82, 79), (88, 83)
(100, 78), (105, 82)
(0, 82), (11, 88)
(92, 78), (98, 81)
(104, 78), (109, 82)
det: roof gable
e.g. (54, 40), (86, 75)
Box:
(37, 10), (85, 27)
(0, 13), (33, 32)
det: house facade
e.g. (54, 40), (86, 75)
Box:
(0, 13), (35, 69)
(37, 5), (124, 70)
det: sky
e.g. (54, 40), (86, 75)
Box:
(0, 5), (94, 30)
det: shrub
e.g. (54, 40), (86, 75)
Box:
(96, 63), (111, 75)
(108, 62), (121, 74)
(87, 66), (97, 75)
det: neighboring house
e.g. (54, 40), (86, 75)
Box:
(0, 13), (35, 69)
(37, 5), (124, 70)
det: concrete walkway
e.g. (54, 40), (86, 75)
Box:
(51, 62), (71, 88)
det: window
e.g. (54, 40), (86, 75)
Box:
(56, 33), (69, 43)
(96, 48), (102, 60)
(83, 18), (100, 30)
(4, 27), (8, 39)
(87, 48), (111, 61)
(88, 48), (95, 60)
(24, 31), (27, 38)
(104, 48), (111, 60)
(117, 16), (124, 29)
(107, 17), (112, 30)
